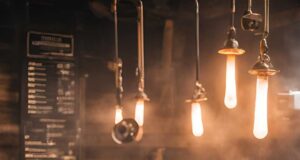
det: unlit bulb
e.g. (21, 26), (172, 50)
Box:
(135, 100), (144, 126)
(224, 55), (237, 109)
(253, 76), (269, 139)
(191, 102), (204, 137)
(115, 108), (123, 124)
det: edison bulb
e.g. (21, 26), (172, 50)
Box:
(135, 100), (144, 126)
(253, 76), (269, 139)
(224, 55), (237, 109)
(191, 102), (204, 137)
(115, 107), (123, 124)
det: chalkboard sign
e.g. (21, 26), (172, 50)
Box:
(22, 31), (79, 160)
(27, 31), (74, 59)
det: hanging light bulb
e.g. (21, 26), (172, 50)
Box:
(115, 107), (123, 124)
(186, 0), (207, 137)
(249, 0), (278, 139)
(253, 76), (268, 139)
(218, 0), (245, 109)
(249, 43), (278, 139)
(191, 102), (204, 137)
(134, 0), (149, 130)
(135, 99), (144, 126)
(187, 82), (207, 137)
(224, 55), (237, 108)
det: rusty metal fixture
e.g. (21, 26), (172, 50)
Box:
(249, 0), (279, 77)
(241, 0), (263, 32)
(112, 118), (141, 144)
(249, 39), (279, 76)
(186, 81), (207, 103)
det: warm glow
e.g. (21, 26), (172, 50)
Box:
(114, 108), (123, 124)
(253, 76), (269, 139)
(135, 100), (144, 126)
(224, 55), (237, 109)
(191, 103), (204, 137)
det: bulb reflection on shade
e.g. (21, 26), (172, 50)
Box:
(135, 100), (144, 126)
(114, 108), (123, 124)
(192, 102), (204, 137)
(224, 55), (237, 109)
(253, 76), (269, 139)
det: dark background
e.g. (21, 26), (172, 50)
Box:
(0, 0), (300, 159)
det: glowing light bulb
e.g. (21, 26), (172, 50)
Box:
(253, 76), (269, 139)
(191, 102), (204, 137)
(224, 55), (237, 109)
(114, 108), (123, 124)
(135, 100), (144, 126)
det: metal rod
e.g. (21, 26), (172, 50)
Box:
(195, 0), (200, 82)
(231, 0), (236, 27)
(248, 0), (252, 11)
(137, 0), (145, 92)
(264, 0), (269, 35)
(113, 0), (123, 107)
(113, 0), (119, 58)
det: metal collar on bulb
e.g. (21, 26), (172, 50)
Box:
(248, 58), (278, 76)
(249, 39), (279, 76)
(186, 82), (207, 103)
(135, 91), (150, 101)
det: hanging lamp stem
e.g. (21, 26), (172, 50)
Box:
(230, 0), (236, 28)
(195, 0), (201, 82)
(248, 0), (252, 11)
(264, 0), (269, 38)
(113, 0), (123, 107)
(137, 0), (145, 92)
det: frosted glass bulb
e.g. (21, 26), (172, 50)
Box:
(135, 100), (144, 126)
(253, 76), (269, 139)
(224, 55), (237, 109)
(191, 102), (204, 137)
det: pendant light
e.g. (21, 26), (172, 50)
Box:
(134, 0), (149, 132)
(186, 0), (207, 137)
(218, 0), (245, 109)
(248, 0), (279, 139)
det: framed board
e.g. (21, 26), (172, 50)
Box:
(21, 31), (80, 160)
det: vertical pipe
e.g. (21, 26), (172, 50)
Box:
(264, 0), (269, 35)
(248, 0), (252, 11)
(230, 0), (235, 27)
